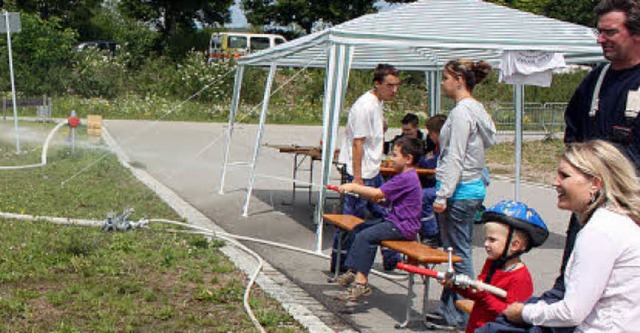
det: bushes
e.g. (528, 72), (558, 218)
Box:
(70, 50), (126, 99)
(0, 13), (77, 96)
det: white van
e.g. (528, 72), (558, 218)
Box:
(208, 32), (286, 63)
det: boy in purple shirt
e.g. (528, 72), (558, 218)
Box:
(336, 137), (424, 301)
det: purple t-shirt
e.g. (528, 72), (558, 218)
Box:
(380, 168), (422, 240)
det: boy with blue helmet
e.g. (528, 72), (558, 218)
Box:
(433, 200), (549, 333)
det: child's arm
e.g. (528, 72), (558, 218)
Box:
(339, 183), (386, 204)
(456, 271), (533, 314)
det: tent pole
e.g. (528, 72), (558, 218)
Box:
(315, 44), (353, 253)
(219, 65), (245, 195)
(435, 68), (442, 114)
(514, 84), (524, 200)
(426, 71), (436, 116)
(242, 63), (277, 217)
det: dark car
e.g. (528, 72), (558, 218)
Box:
(76, 41), (119, 56)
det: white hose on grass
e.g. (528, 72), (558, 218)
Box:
(1, 213), (411, 332)
(0, 121), (66, 170)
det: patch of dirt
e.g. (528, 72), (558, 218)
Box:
(486, 162), (556, 186)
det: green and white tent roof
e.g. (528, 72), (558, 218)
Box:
(238, 0), (604, 70)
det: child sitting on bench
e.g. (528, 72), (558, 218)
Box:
(335, 136), (424, 301)
(432, 200), (549, 332)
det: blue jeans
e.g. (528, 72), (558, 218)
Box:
(344, 218), (405, 277)
(437, 198), (482, 328)
(331, 173), (400, 271)
(421, 187), (439, 238)
(342, 173), (385, 218)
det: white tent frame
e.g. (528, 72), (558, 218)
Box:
(219, 0), (604, 252)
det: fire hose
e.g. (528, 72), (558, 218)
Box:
(396, 262), (507, 298)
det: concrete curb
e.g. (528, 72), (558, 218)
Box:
(102, 127), (340, 333)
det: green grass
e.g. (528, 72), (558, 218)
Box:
(486, 138), (565, 185)
(0, 122), (305, 332)
(0, 219), (303, 332)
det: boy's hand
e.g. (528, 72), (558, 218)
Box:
(339, 183), (356, 194)
(438, 278), (454, 289)
(503, 302), (525, 324)
(433, 202), (446, 213)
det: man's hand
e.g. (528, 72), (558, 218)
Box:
(433, 202), (446, 213)
(503, 302), (525, 324)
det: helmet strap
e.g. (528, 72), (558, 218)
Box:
(484, 226), (521, 284)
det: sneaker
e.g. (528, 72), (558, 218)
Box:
(424, 316), (459, 331)
(424, 311), (443, 321)
(336, 271), (356, 287)
(338, 283), (372, 302)
(421, 235), (441, 248)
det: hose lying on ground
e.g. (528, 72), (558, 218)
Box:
(1, 212), (413, 333)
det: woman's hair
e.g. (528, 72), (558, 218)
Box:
(444, 59), (492, 92)
(563, 140), (640, 225)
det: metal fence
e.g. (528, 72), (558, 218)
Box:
(484, 102), (567, 138)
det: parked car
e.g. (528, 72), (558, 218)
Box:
(76, 41), (119, 57)
(207, 32), (286, 63)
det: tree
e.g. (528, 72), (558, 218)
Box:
(13, 0), (103, 40)
(542, 0), (599, 27)
(0, 12), (77, 95)
(487, 0), (598, 26)
(118, 0), (233, 37)
(242, 0), (414, 34)
(117, 0), (234, 57)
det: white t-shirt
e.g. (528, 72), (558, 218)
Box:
(522, 208), (640, 332)
(498, 50), (566, 87)
(338, 90), (385, 179)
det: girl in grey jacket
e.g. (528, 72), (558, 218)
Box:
(427, 59), (496, 331)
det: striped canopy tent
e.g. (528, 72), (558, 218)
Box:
(219, 0), (604, 252)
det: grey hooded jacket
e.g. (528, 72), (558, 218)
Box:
(435, 98), (496, 205)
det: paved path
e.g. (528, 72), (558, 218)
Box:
(105, 120), (569, 332)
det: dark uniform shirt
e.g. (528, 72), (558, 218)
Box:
(565, 63), (640, 171)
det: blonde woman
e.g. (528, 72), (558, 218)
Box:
(502, 140), (640, 331)
(428, 59), (496, 330)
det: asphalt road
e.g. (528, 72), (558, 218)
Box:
(105, 120), (569, 332)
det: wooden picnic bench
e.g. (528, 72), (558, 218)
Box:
(323, 213), (461, 328)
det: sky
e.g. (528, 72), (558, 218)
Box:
(226, 0), (401, 28)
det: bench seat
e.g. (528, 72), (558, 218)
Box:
(323, 213), (462, 328)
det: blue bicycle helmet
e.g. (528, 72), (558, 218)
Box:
(481, 200), (549, 250)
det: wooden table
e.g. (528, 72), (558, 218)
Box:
(380, 166), (436, 178)
(266, 144), (341, 205)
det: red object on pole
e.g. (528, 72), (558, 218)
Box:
(396, 262), (440, 279)
(327, 184), (340, 192)
(68, 116), (80, 128)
